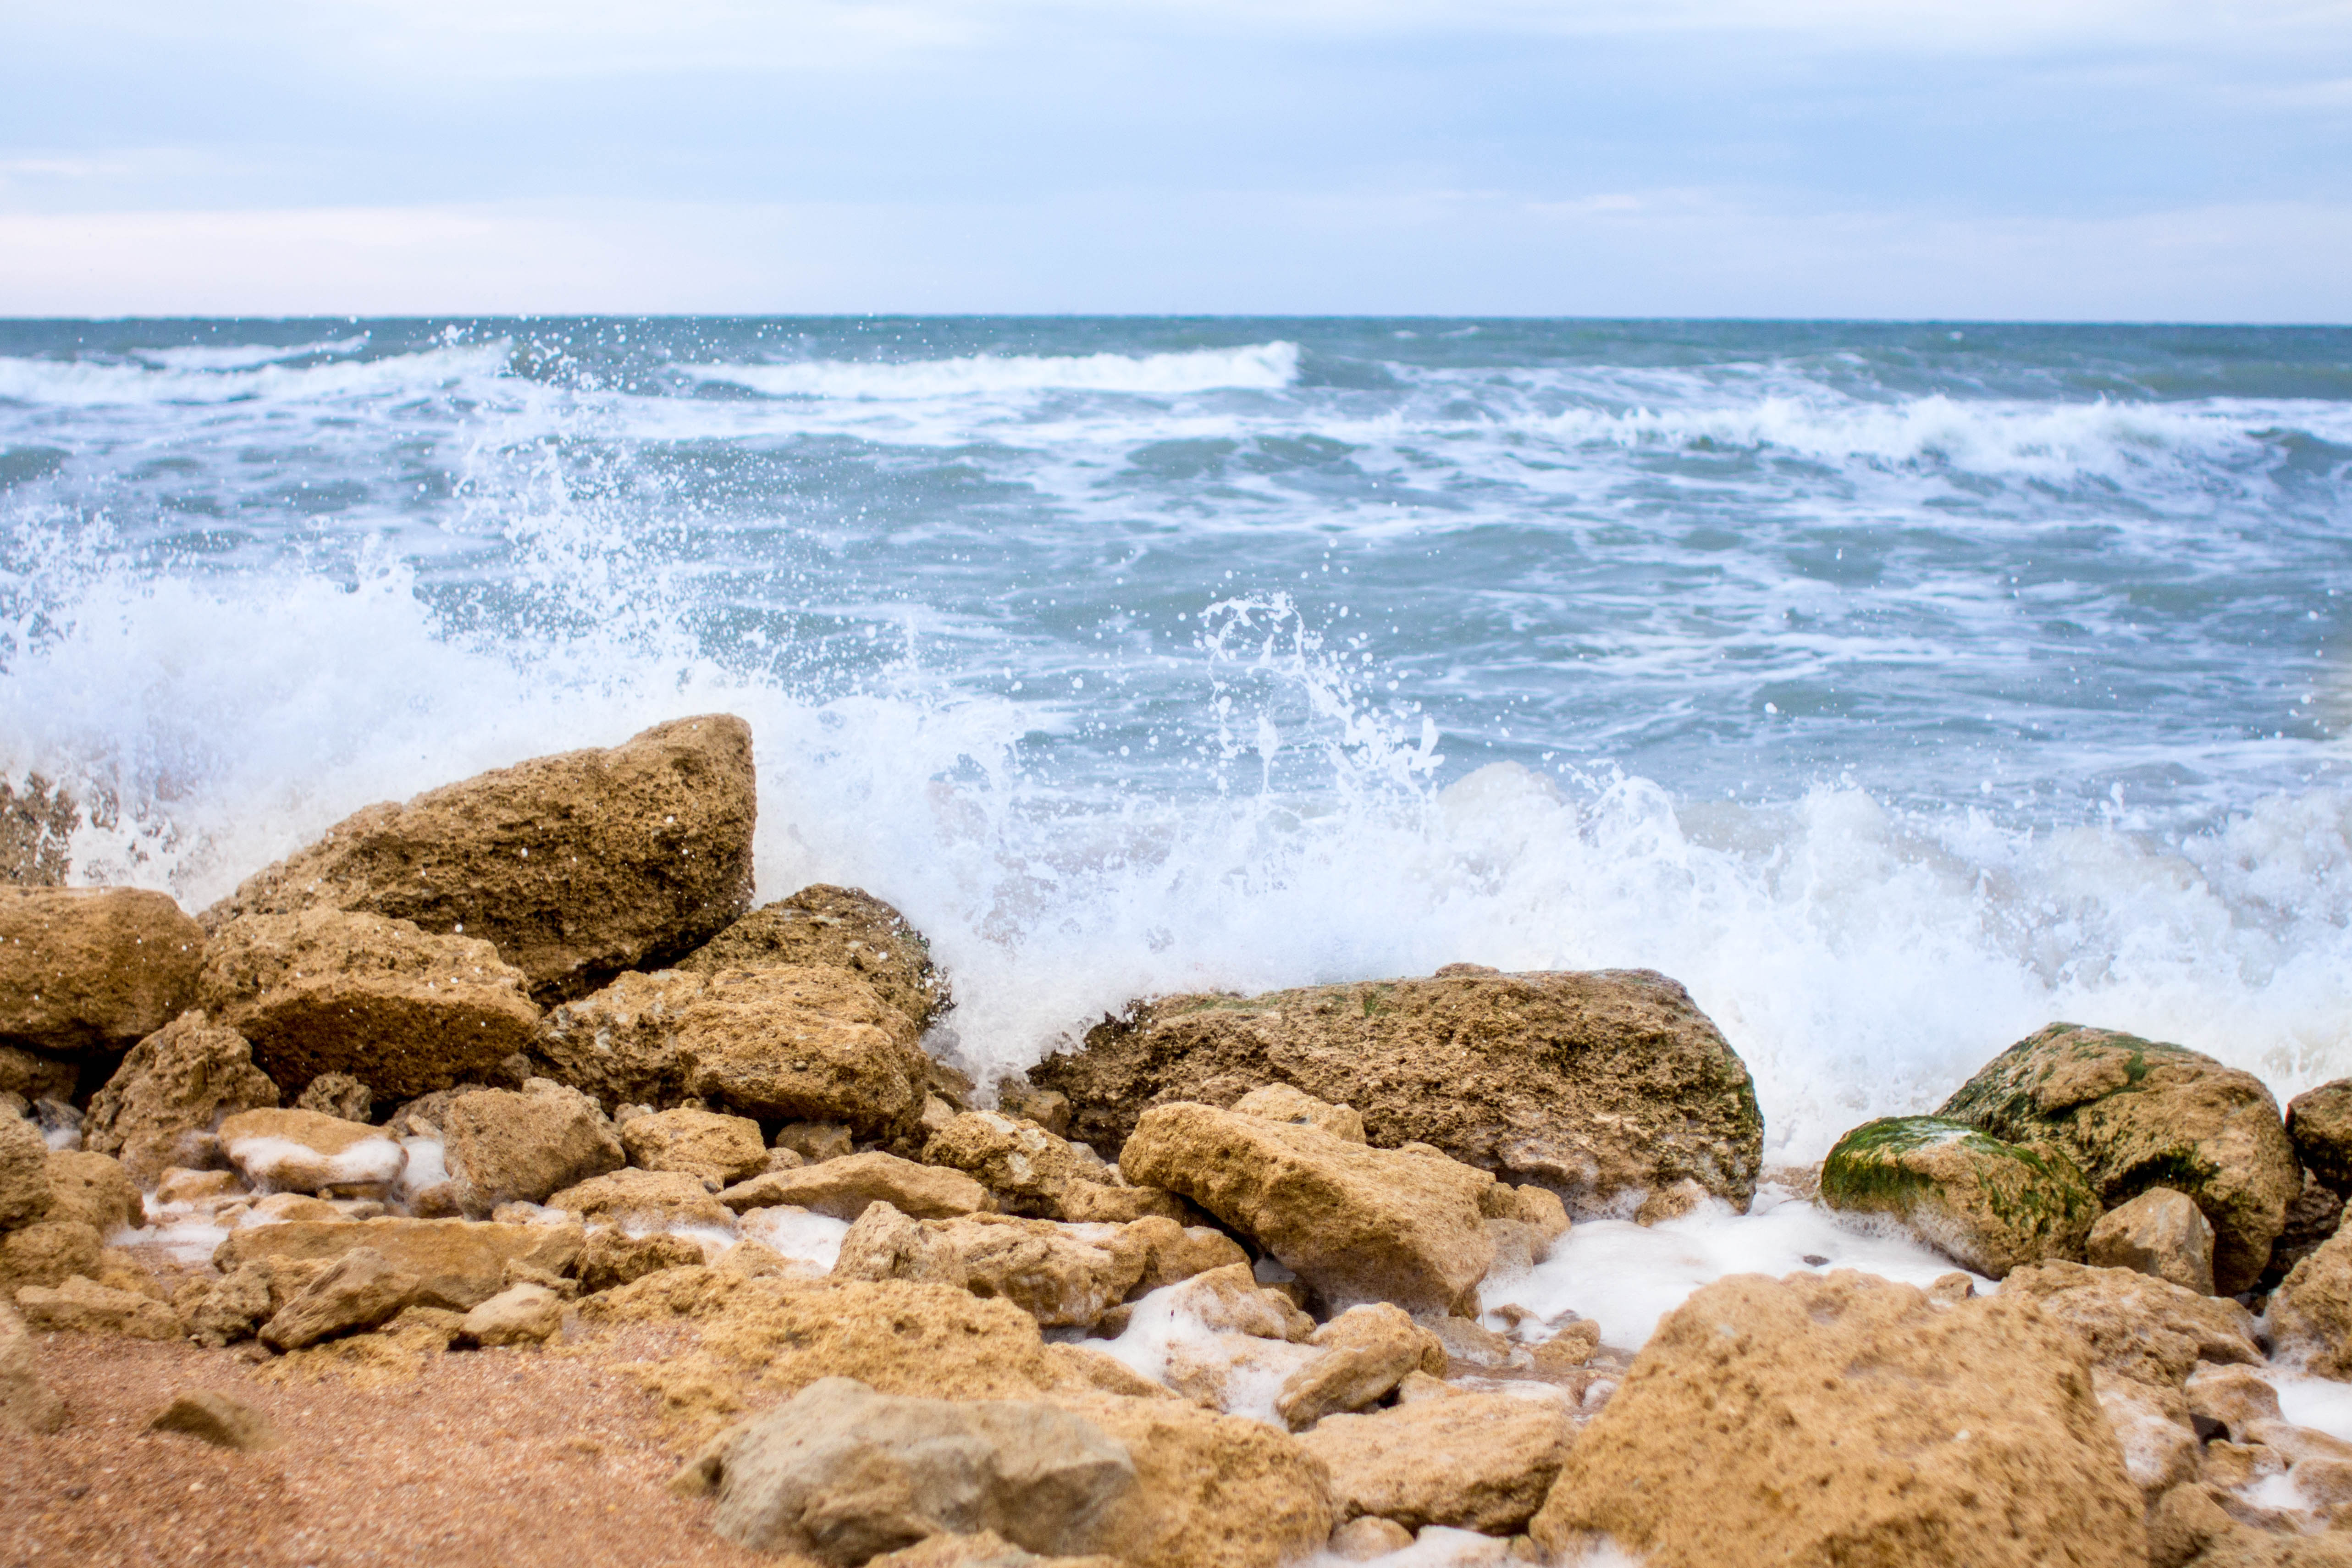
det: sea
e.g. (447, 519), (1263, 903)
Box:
(2, 317), (2346, 1167)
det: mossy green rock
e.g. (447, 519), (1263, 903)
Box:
(1938, 1024), (2299, 1295)
(1822, 1115), (2098, 1278)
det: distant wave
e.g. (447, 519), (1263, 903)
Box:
(0, 342), (505, 408)
(692, 341), (1300, 400)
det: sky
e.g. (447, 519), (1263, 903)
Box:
(3, 0), (2351, 319)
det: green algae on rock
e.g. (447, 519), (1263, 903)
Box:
(1938, 1023), (2299, 1296)
(1822, 1115), (2099, 1279)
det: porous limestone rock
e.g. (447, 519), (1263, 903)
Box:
(439, 1083), (624, 1215)
(215, 1217), (582, 1311)
(679, 967), (933, 1134)
(1232, 1083), (1367, 1143)
(0, 885), (206, 1056)
(43, 1149), (140, 1235)
(1159, 1262), (1318, 1342)
(154, 1166), (243, 1206)
(620, 1105), (767, 1186)
(675, 1376), (1137, 1565)
(217, 1106), (408, 1195)
(547, 1167), (733, 1228)
(201, 714), (758, 1001)
(1940, 1023), (2301, 1294)
(2186, 1363), (2283, 1443)
(778, 1121), (856, 1164)
(833, 1205), (1231, 1329)
(83, 1011), (279, 1182)
(1301, 1391), (1571, 1533)
(0, 1301), (66, 1433)
(2269, 1227), (2352, 1380)
(2088, 1186), (2217, 1295)
(1986, 1259), (2261, 1388)
(1527, 1269), (2148, 1568)
(679, 883), (952, 1034)
(0, 1106), (53, 1228)
(1032, 966), (1763, 1216)
(917, 1110), (1175, 1223)
(147, 1389), (280, 1451)
(576, 1227), (704, 1293)
(863, 1532), (1122, 1568)
(526, 969), (710, 1110)
(0, 1219), (101, 1291)
(461, 1280), (563, 1346)
(260, 1245), (421, 1349)
(1821, 1114), (2099, 1278)
(197, 909), (541, 1098)
(293, 1071), (374, 1121)
(0, 1044), (76, 1105)
(0, 773), (77, 888)
(1275, 1303), (1446, 1429)
(2263, 1170), (2346, 1292)
(15, 1274), (181, 1337)
(174, 1256), (327, 1347)
(1118, 1102), (1494, 1313)
(2095, 1376), (2202, 1503)
(724, 1150), (993, 1223)
(2289, 1079), (2352, 1195)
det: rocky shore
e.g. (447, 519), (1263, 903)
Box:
(6, 714), (2352, 1567)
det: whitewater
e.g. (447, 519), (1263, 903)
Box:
(2, 316), (2346, 1166)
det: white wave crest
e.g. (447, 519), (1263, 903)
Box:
(693, 340), (1300, 400)
(136, 335), (370, 371)
(0, 342), (507, 408)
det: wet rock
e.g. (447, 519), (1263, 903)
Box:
(1820, 1114), (2099, 1278)
(0, 773), (78, 888)
(197, 909), (541, 1099)
(0, 1106), (52, 1229)
(674, 1375), (1136, 1564)
(679, 967), (933, 1135)
(2289, 1079), (2352, 1195)
(1032, 966), (1763, 1216)
(1053, 1389), (1337, 1568)
(920, 1110), (1129, 1220)
(154, 1166), (242, 1206)
(0, 886), (206, 1056)
(547, 1167), (733, 1228)
(202, 714), (758, 1002)
(215, 1216), (582, 1311)
(218, 1106), (408, 1195)
(0, 1301), (66, 1433)
(834, 1205), (1214, 1328)
(0, 1219), (101, 1290)
(1275, 1303), (1447, 1429)
(1528, 1269), (2148, 1568)
(1940, 1023), (2301, 1294)
(620, 1106), (767, 1186)
(16, 1274), (182, 1338)
(2096, 1375), (2202, 1503)
(1159, 1262), (1318, 1342)
(2185, 1364), (2282, 1442)
(2269, 1226), (2352, 1380)
(1232, 1083), (1366, 1143)
(83, 1011), (280, 1182)
(43, 1150), (140, 1235)
(461, 1280), (563, 1346)
(679, 883), (952, 1034)
(1993, 1259), (2261, 1387)
(525, 969), (709, 1110)
(2087, 1186), (2217, 1295)
(777, 1121), (856, 1163)
(293, 1071), (374, 1122)
(147, 1389), (280, 1451)
(724, 1150), (993, 1223)
(261, 1245), (422, 1349)
(1302, 1391), (1570, 1533)
(1118, 1102), (1495, 1314)
(576, 1227), (705, 1293)
(440, 1083), (624, 1216)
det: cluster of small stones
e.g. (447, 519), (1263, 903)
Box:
(8, 720), (2352, 1568)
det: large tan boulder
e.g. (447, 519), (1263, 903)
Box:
(1300, 1391), (1570, 1533)
(680, 883), (952, 1033)
(1999, 1260), (2260, 1388)
(198, 908), (541, 1097)
(0, 1108), (51, 1229)
(202, 715), (758, 1001)
(675, 1376), (1138, 1564)
(214, 1216), (582, 1310)
(723, 1151), (993, 1223)
(526, 969), (710, 1110)
(2269, 1227), (2352, 1380)
(1031, 966), (1763, 1216)
(1940, 1024), (2301, 1294)
(439, 1084), (624, 1215)
(260, 1245), (422, 1349)
(620, 1105), (767, 1186)
(0, 886), (206, 1056)
(0, 1302), (66, 1433)
(217, 1106), (407, 1195)
(679, 966), (932, 1133)
(16, 1274), (182, 1338)
(43, 1150), (140, 1235)
(83, 1010), (279, 1181)
(1820, 1115), (2099, 1278)
(1118, 1102), (1494, 1313)
(1527, 1269), (2148, 1568)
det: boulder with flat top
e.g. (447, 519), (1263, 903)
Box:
(0, 886), (206, 1057)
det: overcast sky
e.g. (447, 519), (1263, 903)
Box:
(4, 0), (2351, 319)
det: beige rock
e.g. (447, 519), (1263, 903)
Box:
(461, 1280), (563, 1346)
(2261, 1168), (2345, 1291)
(1424, 1314), (1524, 1370)
(0, 1044), (76, 1104)
(147, 1389), (280, 1451)
(261, 1245), (422, 1349)
(1820, 1115), (2100, 1278)
(620, 1105), (767, 1186)
(777, 1121), (856, 1163)
(0, 1107), (52, 1229)
(677, 966), (931, 1134)
(525, 969), (710, 1110)
(1123, 1220), (1251, 1297)
(1156, 1262), (1317, 1343)
(83, 1010), (280, 1182)
(1276, 1304), (1446, 1430)
(293, 1071), (375, 1122)
(154, 1166), (244, 1206)
(215, 1216), (582, 1311)
(2268, 1226), (2352, 1380)
(1528, 1270), (2148, 1568)
(1232, 1083), (1367, 1143)
(2185, 1364), (2282, 1441)
(1480, 1182), (1570, 1242)
(0, 885), (206, 1056)
(577, 1227), (705, 1293)
(175, 1256), (326, 1346)
(2289, 1079), (2352, 1194)
(2096, 1375), (2202, 1502)
(217, 1106), (407, 1195)
(440, 1083), (624, 1215)
(547, 1167), (734, 1228)
(0, 1301), (66, 1433)
(2088, 1186), (2217, 1295)
(1033, 966), (1762, 1216)
(1391, 1369), (1453, 1404)
(44, 1149), (140, 1234)
(724, 1150), (993, 1223)
(761, 1147), (807, 1176)
(1302, 1391), (1569, 1532)
(1118, 1102), (1494, 1314)
(1049, 1183), (1195, 1225)
(1483, 1219), (1547, 1276)
(834, 1206), (1165, 1328)
(2001, 1259), (2260, 1387)
(677, 1376), (1137, 1564)
(246, 1191), (346, 1224)
(679, 883), (952, 1034)
(202, 714), (758, 1002)
(91, 1247), (167, 1302)
(0, 1219), (101, 1290)
(922, 1110), (1115, 1220)
(15, 1274), (181, 1338)
(1327, 1517), (1414, 1560)
(197, 909), (541, 1099)
(1940, 1023), (2301, 1294)
(864, 1532), (1123, 1568)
